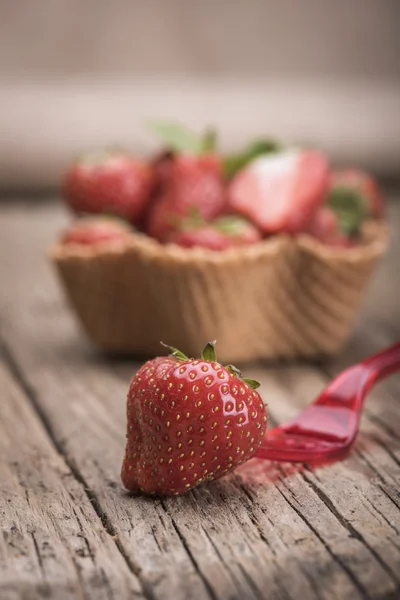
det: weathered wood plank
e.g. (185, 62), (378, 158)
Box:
(2, 294), (336, 600)
(244, 365), (400, 598)
(240, 211), (400, 599)
(0, 197), (399, 599)
(0, 356), (143, 600)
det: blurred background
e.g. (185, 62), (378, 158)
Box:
(0, 0), (399, 190)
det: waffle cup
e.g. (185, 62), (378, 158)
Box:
(50, 221), (389, 363)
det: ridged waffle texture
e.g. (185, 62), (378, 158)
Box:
(50, 222), (389, 363)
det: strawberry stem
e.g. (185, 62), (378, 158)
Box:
(161, 340), (261, 390)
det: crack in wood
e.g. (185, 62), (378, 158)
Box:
(237, 488), (278, 556)
(99, 566), (116, 600)
(351, 451), (400, 535)
(374, 439), (400, 469)
(275, 482), (369, 599)
(160, 500), (218, 600)
(236, 473), (364, 599)
(1, 340), (152, 600)
(301, 472), (400, 585)
(379, 485), (400, 513)
(296, 565), (324, 600)
(71, 506), (96, 563)
(235, 563), (265, 600)
(31, 532), (45, 576)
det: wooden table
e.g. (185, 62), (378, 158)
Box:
(0, 195), (399, 600)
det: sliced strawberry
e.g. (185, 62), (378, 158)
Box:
(330, 169), (384, 218)
(228, 149), (330, 234)
(223, 138), (282, 179)
(62, 151), (153, 225)
(146, 154), (226, 242)
(168, 215), (261, 251)
(61, 217), (132, 246)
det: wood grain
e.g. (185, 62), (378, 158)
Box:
(0, 197), (399, 599)
(0, 357), (143, 599)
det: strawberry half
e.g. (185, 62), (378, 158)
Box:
(330, 169), (384, 218)
(61, 216), (132, 246)
(121, 341), (267, 496)
(228, 149), (330, 234)
(146, 155), (226, 242)
(168, 215), (262, 251)
(62, 151), (153, 225)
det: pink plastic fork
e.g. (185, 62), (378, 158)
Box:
(255, 342), (400, 463)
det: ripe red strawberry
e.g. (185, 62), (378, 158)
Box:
(228, 149), (329, 234)
(121, 342), (267, 496)
(306, 207), (353, 248)
(150, 150), (175, 197)
(146, 155), (226, 242)
(168, 215), (262, 251)
(62, 151), (153, 225)
(330, 169), (384, 218)
(61, 216), (132, 246)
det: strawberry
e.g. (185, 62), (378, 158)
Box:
(61, 216), (132, 246)
(150, 150), (175, 197)
(168, 215), (262, 251)
(323, 169), (382, 241)
(306, 207), (353, 247)
(223, 138), (282, 180)
(228, 149), (330, 234)
(62, 151), (153, 225)
(121, 341), (267, 496)
(330, 169), (384, 218)
(307, 168), (383, 246)
(146, 154), (226, 242)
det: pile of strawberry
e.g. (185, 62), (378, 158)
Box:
(61, 122), (384, 250)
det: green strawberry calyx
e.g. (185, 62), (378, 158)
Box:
(173, 213), (252, 238)
(327, 185), (368, 236)
(148, 120), (217, 156)
(223, 138), (282, 179)
(160, 341), (260, 389)
(212, 215), (251, 236)
(171, 207), (206, 232)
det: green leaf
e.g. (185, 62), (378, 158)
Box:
(148, 120), (217, 156)
(242, 378), (261, 390)
(186, 206), (205, 228)
(213, 215), (248, 236)
(160, 342), (189, 361)
(202, 128), (218, 153)
(201, 340), (217, 362)
(327, 186), (368, 236)
(223, 138), (282, 179)
(226, 364), (243, 378)
(171, 207), (206, 233)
